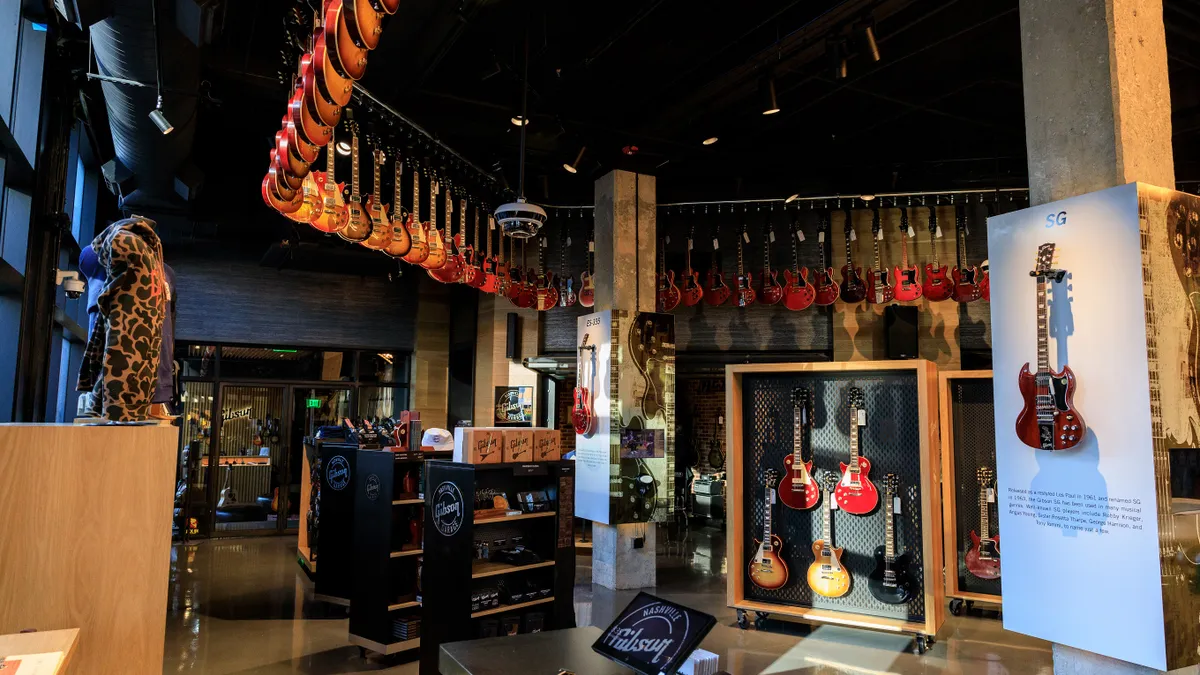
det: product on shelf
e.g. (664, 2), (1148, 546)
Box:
(868, 474), (912, 604)
(502, 428), (534, 462)
(808, 472), (851, 598)
(748, 469), (788, 591)
(532, 429), (561, 461)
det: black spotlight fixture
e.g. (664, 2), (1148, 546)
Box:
(828, 38), (848, 80)
(859, 21), (881, 62)
(149, 0), (173, 135)
(760, 76), (780, 115)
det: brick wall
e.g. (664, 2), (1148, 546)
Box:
(556, 381), (577, 456)
(678, 377), (726, 474)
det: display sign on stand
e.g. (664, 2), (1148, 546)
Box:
(987, 183), (1200, 671)
(591, 592), (715, 675)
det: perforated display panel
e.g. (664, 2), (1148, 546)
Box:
(741, 372), (925, 623)
(949, 377), (1001, 597)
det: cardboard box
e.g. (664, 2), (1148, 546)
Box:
(532, 429), (560, 461)
(454, 428), (502, 464)
(502, 428), (534, 463)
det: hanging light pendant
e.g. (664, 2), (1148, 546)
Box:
(495, 21), (546, 239)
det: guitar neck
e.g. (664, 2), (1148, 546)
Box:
(444, 187), (453, 242)
(1036, 276), (1049, 372)
(763, 485), (773, 548)
(737, 237), (745, 275)
(885, 487), (896, 561)
(873, 231), (882, 271)
(350, 134), (360, 198)
(848, 406), (860, 471)
(822, 489), (833, 549)
(393, 159), (402, 212)
(460, 199), (467, 246)
(429, 178), (438, 227)
(326, 127), (337, 184)
(979, 485), (990, 538)
(372, 153), (381, 201)
(956, 209), (967, 268)
(764, 233), (771, 272)
(792, 402), (805, 465)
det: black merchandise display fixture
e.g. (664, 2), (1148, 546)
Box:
(311, 439), (360, 605)
(725, 361), (944, 652)
(419, 461), (577, 673)
(938, 370), (1002, 613)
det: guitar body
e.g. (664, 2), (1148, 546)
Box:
(572, 387), (593, 436)
(579, 272), (595, 307)
(402, 215), (429, 264)
(980, 269), (991, 300)
(558, 276), (577, 307)
(704, 271), (732, 306)
(285, 115), (320, 165)
(331, 3), (368, 80)
(952, 266), (983, 303)
(360, 197), (391, 250)
(748, 535), (789, 590)
(536, 272), (560, 311)
(283, 173), (321, 225)
(309, 172), (348, 234)
(781, 268), (816, 311)
(340, 200), (372, 242)
(1016, 363), (1085, 450)
(479, 258), (499, 293)
(375, 0), (399, 14)
(923, 263), (956, 301)
(680, 269), (704, 306)
(289, 84), (331, 149)
(813, 268), (840, 306)
(657, 271), (681, 312)
(302, 51), (341, 127)
(807, 542), (851, 598)
(966, 531), (1001, 579)
(866, 269), (894, 304)
(421, 225), (447, 269)
(384, 210), (412, 257)
(343, 0), (384, 50)
(892, 266), (923, 302)
(834, 458), (879, 514)
(262, 173), (302, 214)
(735, 273), (756, 307)
(760, 271), (784, 305)
(621, 459), (658, 521)
(276, 131), (311, 180)
(313, 32), (353, 107)
(868, 549), (913, 604)
(778, 457), (819, 510)
(515, 276), (537, 309)
(428, 245), (464, 283)
(839, 265), (867, 303)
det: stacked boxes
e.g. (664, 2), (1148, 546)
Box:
(453, 427), (562, 464)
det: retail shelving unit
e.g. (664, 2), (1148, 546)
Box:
(938, 370), (1002, 615)
(348, 448), (431, 657)
(419, 461), (576, 673)
(308, 438), (359, 606)
(725, 361), (944, 652)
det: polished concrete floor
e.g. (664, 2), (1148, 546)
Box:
(164, 527), (1053, 674)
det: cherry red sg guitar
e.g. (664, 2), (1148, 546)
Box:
(704, 227), (732, 306)
(922, 205), (955, 301)
(892, 207), (923, 302)
(680, 235), (704, 306)
(813, 212), (840, 306)
(833, 387), (879, 514)
(759, 218), (784, 305)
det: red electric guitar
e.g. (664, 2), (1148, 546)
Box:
(479, 214), (499, 294)
(656, 238), (681, 312)
(891, 206), (923, 302)
(979, 204), (992, 301)
(951, 203), (982, 303)
(515, 240), (537, 309)
(430, 189), (466, 283)
(572, 335), (595, 436)
(421, 175), (448, 271)
(839, 208), (868, 304)
(679, 227), (704, 306)
(734, 222), (756, 308)
(813, 211), (840, 306)
(965, 467), (1001, 580)
(833, 387), (879, 514)
(463, 208), (486, 289)
(534, 238), (559, 311)
(922, 205), (955, 301)
(865, 207), (894, 304)
(704, 224), (732, 306)
(759, 215), (784, 305)
(781, 217), (816, 311)
(779, 387), (820, 510)
(1016, 243), (1086, 451)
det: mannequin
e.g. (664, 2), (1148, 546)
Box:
(77, 216), (168, 421)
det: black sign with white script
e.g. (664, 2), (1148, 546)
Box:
(592, 592), (715, 675)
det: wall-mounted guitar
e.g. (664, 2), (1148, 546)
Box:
(309, 126), (348, 234)
(263, 147), (303, 215)
(979, 202), (992, 301)
(556, 226), (577, 307)
(579, 229), (596, 308)
(462, 208), (485, 289)
(759, 214), (784, 305)
(656, 238), (681, 312)
(808, 472), (851, 598)
(951, 203), (982, 302)
(868, 473), (913, 604)
(922, 204), (955, 301)
(834, 386), (879, 514)
(535, 238), (559, 311)
(400, 162), (430, 264)
(782, 217), (816, 311)
(328, 0), (368, 80)
(1016, 242), (1085, 450)
(360, 145), (392, 251)
(866, 207), (894, 304)
(572, 334), (595, 436)
(839, 208), (867, 304)
(892, 207), (923, 302)
(813, 211), (840, 306)
(339, 126), (372, 242)
(382, 154), (412, 257)
(680, 226), (704, 306)
(734, 221), (756, 307)
(514, 240), (537, 309)
(420, 173), (447, 270)
(430, 185), (466, 283)
(966, 467), (1001, 579)
(749, 469), (789, 591)
(479, 214), (500, 294)
(779, 387), (819, 510)
(704, 222), (732, 306)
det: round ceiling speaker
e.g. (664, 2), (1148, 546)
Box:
(494, 199), (548, 239)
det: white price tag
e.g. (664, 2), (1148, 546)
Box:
(850, 229), (857, 241)
(818, 231), (825, 243)
(567, 236), (572, 246)
(742, 231), (750, 244)
(489, 218), (496, 230)
(907, 226), (916, 238)
(769, 231), (776, 244)
(894, 496), (902, 514)
(688, 239), (693, 250)
(987, 488), (996, 503)
(876, 229), (883, 241)
(857, 409), (866, 426)
(830, 499), (839, 510)
(770, 490), (776, 505)
(665, 235), (671, 245)
(588, 240), (595, 252)
(797, 229), (806, 242)
(935, 226), (943, 238)
(541, 237), (548, 247)
(713, 238), (720, 250)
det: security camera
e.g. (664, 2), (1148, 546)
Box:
(56, 270), (86, 300)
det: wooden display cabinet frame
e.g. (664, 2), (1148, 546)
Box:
(938, 370), (1002, 611)
(725, 360), (944, 646)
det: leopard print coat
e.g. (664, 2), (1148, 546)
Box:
(77, 217), (167, 421)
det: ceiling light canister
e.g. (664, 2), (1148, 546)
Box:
(563, 146), (587, 174)
(760, 77), (780, 115)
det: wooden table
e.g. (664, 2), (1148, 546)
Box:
(0, 628), (79, 674)
(440, 627), (630, 675)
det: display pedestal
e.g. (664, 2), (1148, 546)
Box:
(592, 523), (655, 590)
(0, 423), (177, 675)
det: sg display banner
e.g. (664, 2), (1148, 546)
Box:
(987, 183), (1200, 671)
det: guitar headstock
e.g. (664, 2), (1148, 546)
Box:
(792, 387), (813, 428)
(885, 472), (900, 497)
(871, 207), (881, 235)
(848, 386), (865, 411)
(820, 470), (839, 492)
(765, 468), (780, 489)
(977, 466), (995, 488)
(927, 204), (937, 233)
(1030, 242), (1064, 281)
(373, 147), (385, 166)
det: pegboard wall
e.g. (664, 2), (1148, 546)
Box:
(740, 371), (926, 623)
(949, 377), (1001, 597)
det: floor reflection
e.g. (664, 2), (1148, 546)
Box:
(163, 526), (1052, 674)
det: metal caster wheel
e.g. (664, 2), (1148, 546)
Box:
(736, 609), (749, 629)
(966, 600), (975, 613)
(915, 636), (929, 655)
(949, 598), (964, 616)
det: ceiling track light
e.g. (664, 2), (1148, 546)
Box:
(828, 38), (848, 80)
(760, 76), (780, 116)
(563, 146), (586, 174)
(511, 115), (530, 127)
(149, 0), (173, 135)
(702, 136), (719, 146)
(860, 22), (881, 62)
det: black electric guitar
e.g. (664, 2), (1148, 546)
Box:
(868, 473), (913, 604)
(621, 457), (658, 522)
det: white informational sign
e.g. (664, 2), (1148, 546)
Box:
(575, 311), (614, 523)
(987, 183), (1165, 669)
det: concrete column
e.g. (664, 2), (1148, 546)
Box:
(1019, 0), (1172, 671)
(472, 294), (539, 426)
(591, 169), (658, 590)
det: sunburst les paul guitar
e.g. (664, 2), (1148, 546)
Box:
(808, 472), (851, 598)
(965, 467), (1001, 579)
(779, 387), (819, 510)
(338, 127), (372, 242)
(749, 469), (789, 590)
(922, 205), (955, 301)
(401, 164), (430, 264)
(834, 386), (879, 514)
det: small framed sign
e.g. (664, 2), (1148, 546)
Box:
(591, 592), (716, 675)
(493, 386), (533, 426)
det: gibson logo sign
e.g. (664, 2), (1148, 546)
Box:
(432, 481), (465, 537)
(599, 601), (686, 666)
(326, 456), (350, 491)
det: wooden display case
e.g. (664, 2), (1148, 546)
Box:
(938, 370), (1002, 613)
(724, 361), (944, 651)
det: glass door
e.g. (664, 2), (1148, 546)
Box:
(286, 387), (351, 532)
(212, 384), (288, 534)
